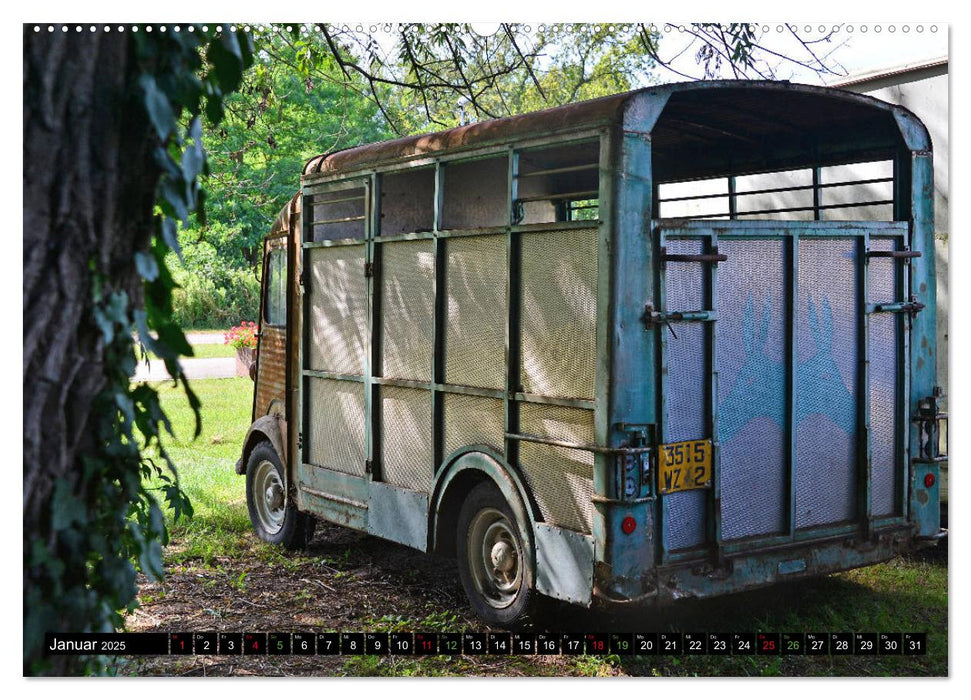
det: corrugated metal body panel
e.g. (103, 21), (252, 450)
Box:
(306, 377), (366, 476)
(716, 238), (788, 539)
(380, 385), (433, 492)
(255, 325), (287, 417)
(307, 245), (368, 375)
(869, 237), (900, 517)
(520, 227), (598, 400)
(663, 238), (708, 550)
(795, 238), (859, 528)
(442, 393), (505, 458)
(380, 240), (435, 381)
(519, 402), (595, 534)
(444, 235), (507, 390)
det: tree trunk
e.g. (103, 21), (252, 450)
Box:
(23, 27), (160, 672)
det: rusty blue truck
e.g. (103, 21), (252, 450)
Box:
(236, 81), (946, 626)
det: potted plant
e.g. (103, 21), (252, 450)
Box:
(225, 321), (258, 377)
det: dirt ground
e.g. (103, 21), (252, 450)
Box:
(118, 520), (948, 677)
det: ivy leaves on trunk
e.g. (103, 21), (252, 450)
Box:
(23, 24), (251, 675)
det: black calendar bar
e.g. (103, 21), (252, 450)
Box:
(42, 632), (929, 656)
(44, 633), (169, 655)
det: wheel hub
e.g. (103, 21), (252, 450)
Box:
(265, 483), (284, 511)
(468, 507), (523, 609)
(490, 541), (515, 573)
(252, 459), (286, 535)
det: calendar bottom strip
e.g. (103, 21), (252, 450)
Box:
(44, 631), (927, 656)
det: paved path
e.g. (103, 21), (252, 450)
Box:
(133, 357), (237, 382)
(185, 332), (226, 345)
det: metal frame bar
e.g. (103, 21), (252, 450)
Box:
(706, 232), (723, 559)
(667, 199), (895, 221)
(431, 160), (446, 472)
(505, 147), (522, 468)
(786, 233), (799, 537)
(367, 173), (380, 480)
(859, 230), (873, 537)
(518, 162), (599, 178)
(659, 176), (892, 204)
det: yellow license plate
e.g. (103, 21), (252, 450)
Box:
(658, 439), (712, 494)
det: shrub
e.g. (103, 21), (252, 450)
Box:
(168, 244), (261, 329)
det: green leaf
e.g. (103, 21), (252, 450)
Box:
(138, 74), (177, 141)
(134, 251), (159, 281)
(159, 178), (189, 221)
(160, 218), (182, 259)
(51, 481), (86, 530)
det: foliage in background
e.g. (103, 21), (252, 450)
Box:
(167, 230), (260, 329)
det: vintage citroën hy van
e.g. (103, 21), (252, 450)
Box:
(235, 81), (945, 626)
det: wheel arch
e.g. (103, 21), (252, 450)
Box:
(236, 415), (288, 475)
(429, 447), (538, 570)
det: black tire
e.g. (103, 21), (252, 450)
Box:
(245, 441), (315, 550)
(456, 481), (535, 627)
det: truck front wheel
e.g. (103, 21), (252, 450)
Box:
(245, 441), (315, 549)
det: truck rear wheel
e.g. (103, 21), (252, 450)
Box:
(456, 481), (534, 627)
(246, 441), (315, 550)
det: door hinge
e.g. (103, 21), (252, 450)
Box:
(297, 432), (303, 450)
(365, 459), (373, 474)
(298, 271), (306, 287)
(364, 261), (374, 278)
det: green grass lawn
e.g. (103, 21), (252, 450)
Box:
(148, 377), (253, 562)
(140, 342), (237, 361)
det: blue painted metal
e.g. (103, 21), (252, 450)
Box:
(908, 152), (941, 537)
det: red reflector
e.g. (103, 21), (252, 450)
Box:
(621, 516), (637, 535)
(924, 473), (936, 488)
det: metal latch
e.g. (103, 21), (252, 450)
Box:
(913, 388), (947, 462)
(872, 296), (925, 316)
(643, 303), (714, 337)
(660, 245), (728, 270)
(867, 248), (921, 259)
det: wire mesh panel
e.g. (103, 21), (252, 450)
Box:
(520, 228), (598, 400)
(869, 237), (901, 517)
(518, 402), (595, 534)
(444, 235), (507, 390)
(442, 393), (505, 459)
(307, 245), (368, 375)
(305, 377), (366, 476)
(715, 239), (788, 540)
(380, 385), (433, 492)
(663, 238), (708, 550)
(795, 238), (859, 528)
(380, 240), (435, 381)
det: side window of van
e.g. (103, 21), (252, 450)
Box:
(265, 248), (287, 327)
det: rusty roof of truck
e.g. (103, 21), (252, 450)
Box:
(302, 80), (929, 179)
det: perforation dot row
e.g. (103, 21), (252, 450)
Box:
(31, 23), (940, 35)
